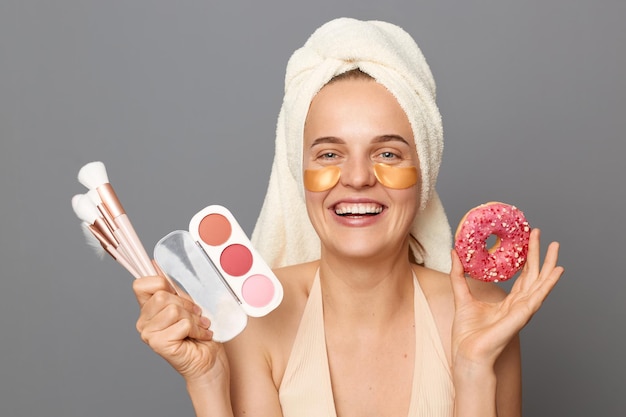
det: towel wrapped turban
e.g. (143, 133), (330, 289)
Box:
(252, 17), (452, 273)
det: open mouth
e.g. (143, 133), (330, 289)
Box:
(333, 202), (384, 216)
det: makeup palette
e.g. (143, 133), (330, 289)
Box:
(153, 205), (283, 342)
(189, 205), (283, 317)
(153, 230), (248, 342)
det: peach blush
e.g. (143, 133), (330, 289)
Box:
(199, 213), (232, 246)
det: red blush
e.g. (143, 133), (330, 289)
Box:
(220, 244), (253, 276)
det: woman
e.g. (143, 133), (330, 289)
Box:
(133, 18), (563, 417)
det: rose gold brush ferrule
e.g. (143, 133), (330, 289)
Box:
(92, 203), (143, 274)
(96, 203), (118, 236)
(96, 183), (157, 277)
(92, 217), (118, 248)
(89, 224), (114, 249)
(89, 225), (141, 278)
(89, 225), (135, 270)
(88, 224), (111, 249)
(97, 183), (125, 217)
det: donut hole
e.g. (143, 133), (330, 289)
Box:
(486, 234), (501, 254)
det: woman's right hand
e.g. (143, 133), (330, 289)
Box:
(132, 275), (228, 384)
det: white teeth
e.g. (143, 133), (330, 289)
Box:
(335, 203), (383, 215)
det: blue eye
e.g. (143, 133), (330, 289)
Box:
(380, 151), (397, 159)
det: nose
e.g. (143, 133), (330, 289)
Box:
(339, 156), (377, 189)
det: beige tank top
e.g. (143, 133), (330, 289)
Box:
(279, 271), (454, 417)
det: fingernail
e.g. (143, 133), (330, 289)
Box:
(193, 305), (202, 315)
(199, 316), (211, 328)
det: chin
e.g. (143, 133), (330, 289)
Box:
(325, 236), (403, 261)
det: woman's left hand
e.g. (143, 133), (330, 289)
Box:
(449, 228), (564, 369)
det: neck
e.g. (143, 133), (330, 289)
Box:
(318, 247), (415, 328)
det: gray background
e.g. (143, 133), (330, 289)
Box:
(2, 1), (624, 416)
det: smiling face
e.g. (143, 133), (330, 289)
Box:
(303, 76), (421, 261)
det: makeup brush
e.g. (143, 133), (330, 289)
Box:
(79, 220), (107, 259)
(73, 192), (139, 269)
(71, 193), (118, 251)
(85, 188), (118, 232)
(78, 162), (157, 277)
(78, 221), (141, 279)
(71, 194), (140, 277)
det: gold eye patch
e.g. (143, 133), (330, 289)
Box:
(303, 164), (418, 192)
(303, 166), (341, 192)
(373, 163), (418, 189)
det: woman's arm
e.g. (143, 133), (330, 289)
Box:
(450, 228), (563, 417)
(185, 347), (234, 417)
(453, 335), (522, 417)
(223, 319), (284, 417)
(133, 275), (235, 417)
(495, 334), (522, 417)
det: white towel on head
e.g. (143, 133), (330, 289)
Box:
(251, 17), (452, 273)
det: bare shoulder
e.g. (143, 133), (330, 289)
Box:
(228, 261), (318, 341)
(413, 264), (507, 304)
(274, 261), (320, 305)
(264, 261), (319, 334)
(224, 261), (319, 386)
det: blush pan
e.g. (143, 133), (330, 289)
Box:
(242, 274), (275, 308)
(189, 205), (283, 317)
(198, 213), (231, 246)
(220, 244), (253, 276)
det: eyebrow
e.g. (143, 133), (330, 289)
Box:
(310, 134), (410, 148)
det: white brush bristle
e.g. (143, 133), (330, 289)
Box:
(78, 161), (109, 190)
(72, 194), (101, 224)
(80, 222), (106, 259)
(86, 189), (102, 205)
(71, 194), (83, 212)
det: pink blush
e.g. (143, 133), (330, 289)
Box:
(241, 275), (275, 308)
(220, 244), (253, 276)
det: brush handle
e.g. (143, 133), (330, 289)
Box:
(95, 183), (156, 277)
(106, 245), (142, 279)
(115, 214), (157, 277)
(109, 226), (146, 275)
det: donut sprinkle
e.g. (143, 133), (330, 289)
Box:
(454, 202), (530, 282)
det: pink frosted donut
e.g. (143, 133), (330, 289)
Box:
(454, 202), (531, 282)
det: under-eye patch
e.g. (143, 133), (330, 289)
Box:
(303, 164), (418, 192)
(373, 163), (418, 190)
(303, 166), (341, 192)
